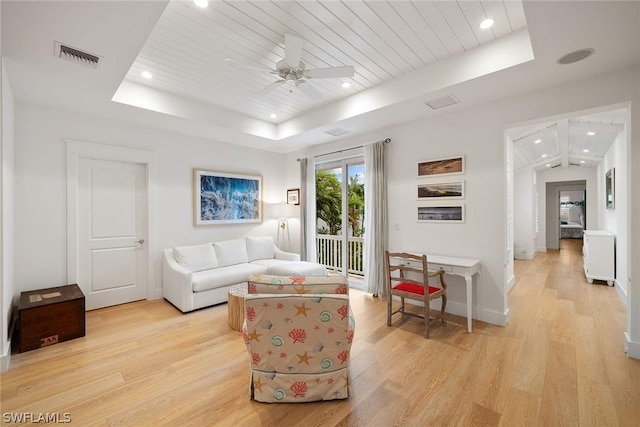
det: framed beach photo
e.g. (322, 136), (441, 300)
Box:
(417, 181), (464, 200)
(193, 169), (262, 226)
(417, 155), (465, 178)
(417, 204), (465, 223)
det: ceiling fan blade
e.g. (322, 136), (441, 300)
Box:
(284, 34), (303, 69)
(296, 80), (322, 101)
(224, 58), (272, 73)
(254, 80), (284, 96)
(305, 65), (355, 79)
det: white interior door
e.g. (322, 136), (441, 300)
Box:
(77, 158), (147, 310)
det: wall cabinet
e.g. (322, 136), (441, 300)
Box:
(583, 230), (615, 286)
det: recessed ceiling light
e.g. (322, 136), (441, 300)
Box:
(557, 48), (595, 65)
(583, 149), (589, 153)
(546, 163), (551, 167)
(587, 131), (595, 136)
(534, 139), (541, 144)
(541, 154), (547, 158)
(270, 113), (277, 119)
(480, 18), (494, 29)
(194, 0), (209, 8)
(580, 160), (586, 164)
(141, 71), (152, 79)
(341, 82), (351, 89)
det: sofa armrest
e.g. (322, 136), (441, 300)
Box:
(274, 247), (300, 261)
(162, 249), (194, 312)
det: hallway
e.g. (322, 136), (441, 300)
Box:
(509, 238), (638, 425)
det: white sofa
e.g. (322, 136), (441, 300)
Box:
(163, 236), (300, 312)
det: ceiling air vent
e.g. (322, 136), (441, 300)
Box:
(425, 95), (458, 110)
(325, 127), (350, 137)
(54, 42), (100, 68)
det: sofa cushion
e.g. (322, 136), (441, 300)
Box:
(246, 236), (276, 262)
(213, 239), (249, 267)
(250, 259), (291, 268)
(192, 263), (265, 293)
(173, 243), (218, 272)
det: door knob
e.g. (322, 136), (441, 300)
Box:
(136, 239), (145, 244)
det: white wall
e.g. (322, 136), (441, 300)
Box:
(1, 59), (16, 371)
(13, 103), (288, 300)
(598, 127), (629, 298)
(290, 65), (639, 330)
(514, 167), (536, 259)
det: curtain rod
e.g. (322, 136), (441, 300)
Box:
(297, 138), (390, 162)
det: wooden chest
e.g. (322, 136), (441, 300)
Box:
(18, 284), (85, 353)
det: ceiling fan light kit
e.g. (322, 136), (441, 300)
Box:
(231, 34), (355, 100)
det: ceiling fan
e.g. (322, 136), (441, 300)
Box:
(226, 34), (354, 101)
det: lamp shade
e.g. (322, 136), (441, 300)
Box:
(270, 202), (295, 219)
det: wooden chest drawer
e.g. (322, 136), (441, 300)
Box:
(18, 284), (85, 353)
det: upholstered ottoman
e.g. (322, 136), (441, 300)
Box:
(265, 261), (328, 277)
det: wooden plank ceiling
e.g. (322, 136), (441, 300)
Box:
(124, 0), (526, 122)
(511, 108), (626, 171)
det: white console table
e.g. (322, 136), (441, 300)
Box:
(427, 255), (480, 333)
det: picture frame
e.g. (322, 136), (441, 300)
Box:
(417, 181), (464, 200)
(417, 155), (465, 177)
(605, 168), (615, 210)
(193, 169), (262, 226)
(287, 188), (300, 205)
(417, 204), (465, 223)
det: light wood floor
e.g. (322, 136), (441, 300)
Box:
(2, 239), (639, 426)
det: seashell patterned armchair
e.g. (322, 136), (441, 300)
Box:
(242, 274), (355, 403)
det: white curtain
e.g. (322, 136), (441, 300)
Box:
(299, 157), (316, 262)
(299, 158), (308, 261)
(363, 140), (388, 297)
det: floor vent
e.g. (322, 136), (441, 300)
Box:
(425, 95), (458, 110)
(325, 127), (350, 137)
(54, 42), (100, 68)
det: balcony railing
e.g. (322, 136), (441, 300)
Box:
(316, 234), (364, 276)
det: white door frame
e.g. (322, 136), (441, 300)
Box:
(66, 140), (158, 302)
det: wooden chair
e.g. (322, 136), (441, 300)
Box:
(384, 251), (447, 338)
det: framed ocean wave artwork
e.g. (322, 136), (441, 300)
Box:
(194, 169), (262, 225)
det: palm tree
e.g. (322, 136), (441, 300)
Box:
(315, 170), (342, 235)
(348, 175), (364, 237)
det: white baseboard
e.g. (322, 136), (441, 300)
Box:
(393, 297), (468, 323)
(479, 307), (509, 326)
(526, 250), (537, 260)
(614, 281), (628, 306)
(506, 274), (516, 293)
(624, 332), (640, 360)
(150, 288), (163, 300)
(536, 247), (547, 253)
(397, 297), (507, 327)
(1, 344), (11, 372)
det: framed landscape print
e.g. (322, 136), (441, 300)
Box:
(417, 204), (465, 223)
(417, 181), (464, 200)
(193, 169), (262, 225)
(418, 155), (465, 177)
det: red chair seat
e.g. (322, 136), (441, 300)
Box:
(393, 282), (441, 296)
